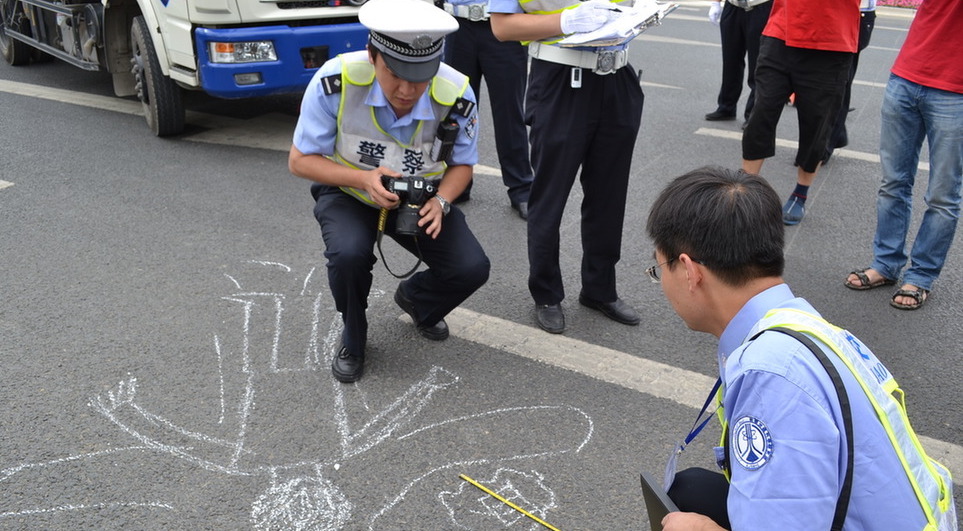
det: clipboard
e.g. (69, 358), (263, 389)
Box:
(640, 471), (679, 531)
(557, 1), (679, 48)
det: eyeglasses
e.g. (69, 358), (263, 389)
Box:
(646, 256), (704, 283)
(646, 258), (675, 283)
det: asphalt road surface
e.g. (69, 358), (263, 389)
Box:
(2, 3), (961, 530)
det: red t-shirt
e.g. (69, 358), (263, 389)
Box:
(891, 0), (963, 94)
(763, 0), (860, 53)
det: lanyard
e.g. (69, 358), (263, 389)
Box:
(662, 377), (722, 490)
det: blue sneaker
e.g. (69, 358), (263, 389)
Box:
(782, 196), (806, 225)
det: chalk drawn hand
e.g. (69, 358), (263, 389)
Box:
(439, 468), (556, 530)
(92, 376), (137, 413)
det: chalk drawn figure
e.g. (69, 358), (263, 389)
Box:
(0, 260), (594, 529)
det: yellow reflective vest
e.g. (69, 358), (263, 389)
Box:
(717, 309), (957, 530)
(332, 51), (469, 206)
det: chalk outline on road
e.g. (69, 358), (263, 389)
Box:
(0, 261), (594, 530)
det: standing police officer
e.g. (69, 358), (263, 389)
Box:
(289, 0), (490, 383)
(441, 0), (534, 219)
(704, 0), (772, 128)
(489, 0), (644, 334)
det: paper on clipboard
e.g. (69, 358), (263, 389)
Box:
(558, 0), (679, 48)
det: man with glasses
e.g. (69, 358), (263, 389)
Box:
(645, 166), (955, 530)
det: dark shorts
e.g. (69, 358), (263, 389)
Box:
(742, 37), (853, 173)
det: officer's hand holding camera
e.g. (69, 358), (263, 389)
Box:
(364, 167), (402, 209)
(380, 173), (447, 240)
(416, 193), (446, 240)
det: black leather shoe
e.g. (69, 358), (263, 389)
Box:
(705, 110), (736, 121)
(394, 285), (449, 341)
(331, 345), (364, 383)
(535, 304), (565, 334)
(417, 319), (449, 341)
(741, 120), (748, 130)
(578, 294), (641, 325)
(511, 201), (529, 220)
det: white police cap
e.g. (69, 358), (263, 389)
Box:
(360, 0), (458, 83)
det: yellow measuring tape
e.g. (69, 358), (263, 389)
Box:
(459, 474), (561, 531)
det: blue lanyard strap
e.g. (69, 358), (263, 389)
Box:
(682, 377), (722, 449)
(663, 377), (723, 491)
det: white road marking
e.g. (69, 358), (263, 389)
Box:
(0, 180), (14, 190)
(442, 307), (963, 479)
(694, 127), (930, 172)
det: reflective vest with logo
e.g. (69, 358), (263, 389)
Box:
(718, 309), (956, 530)
(333, 50), (469, 206)
(519, 0), (634, 44)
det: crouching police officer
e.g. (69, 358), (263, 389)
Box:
(289, 0), (490, 383)
(646, 167), (957, 530)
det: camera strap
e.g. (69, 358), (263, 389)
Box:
(376, 207), (425, 279)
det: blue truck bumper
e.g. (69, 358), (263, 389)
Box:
(194, 23), (367, 98)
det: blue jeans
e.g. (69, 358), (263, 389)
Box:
(872, 74), (963, 291)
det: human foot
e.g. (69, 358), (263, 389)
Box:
(891, 284), (928, 310)
(844, 268), (894, 290)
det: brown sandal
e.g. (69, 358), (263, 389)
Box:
(844, 268), (894, 291)
(890, 287), (929, 310)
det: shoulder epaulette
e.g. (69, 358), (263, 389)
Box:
(321, 74), (343, 95)
(449, 97), (475, 119)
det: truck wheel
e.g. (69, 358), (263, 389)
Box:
(0, 1), (32, 66)
(130, 15), (184, 136)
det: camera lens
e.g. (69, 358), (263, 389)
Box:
(395, 204), (422, 236)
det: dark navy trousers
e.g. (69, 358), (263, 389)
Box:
(312, 184), (490, 355)
(716, 1), (772, 120)
(524, 59), (643, 305)
(445, 18), (533, 204)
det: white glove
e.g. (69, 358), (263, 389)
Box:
(560, 0), (619, 34)
(708, 1), (722, 25)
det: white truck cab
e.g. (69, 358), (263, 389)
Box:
(0, 0), (369, 135)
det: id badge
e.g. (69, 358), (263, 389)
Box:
(663, 443), (683, 492)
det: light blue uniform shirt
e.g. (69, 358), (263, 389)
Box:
(293, 56), (479, 167)
(487, 0), (630, 52)
(719, 284), (927, 529)
(487, 0), (523, 14)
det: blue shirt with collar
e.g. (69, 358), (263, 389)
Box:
(718, 284), (927, 529)
(293, 55), (479, 167)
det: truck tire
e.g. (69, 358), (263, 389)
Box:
(130, 15), (184, 136)
(0, 1), (32, 66)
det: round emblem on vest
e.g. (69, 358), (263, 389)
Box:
(411, 34), (433, 50)
(732, 416), (773, 470)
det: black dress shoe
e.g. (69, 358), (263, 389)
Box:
(535, 304), (565, 334)
(332, 345), (364, 383)
(578, 294), (641, 325)
(511, 201), (529, 220)
(705, 110), (737, 121)
(394, 285), (449, 341)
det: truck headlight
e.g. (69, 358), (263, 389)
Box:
(209, 41), (277, 63)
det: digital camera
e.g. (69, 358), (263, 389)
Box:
(381, 175), (438, 236)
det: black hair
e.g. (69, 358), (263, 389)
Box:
(646, 165), (784, 286)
